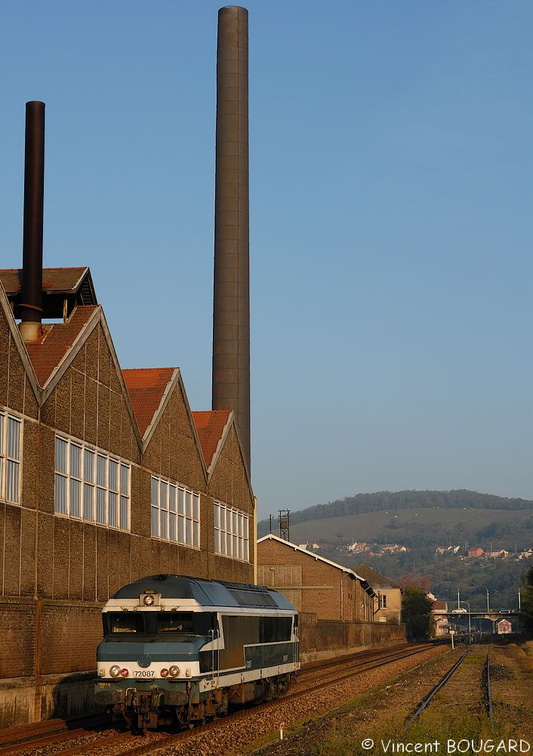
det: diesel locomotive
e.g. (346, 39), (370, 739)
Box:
(94, 574), (299, 729)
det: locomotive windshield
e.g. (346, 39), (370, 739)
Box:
(108, 613), (145, 633)
(103, 611), (212, 638)
(156, 613), (194, 633)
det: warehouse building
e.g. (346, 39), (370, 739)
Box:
(0, 268), (254, 727)
(257, 535), (405, 659)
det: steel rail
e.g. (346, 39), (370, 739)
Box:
(404, 650), (470, 730)
(482, 651), (493, 721)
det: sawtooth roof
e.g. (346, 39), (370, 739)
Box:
(25, 305), (100, 385)
(122, 368), (176, 437)
(192, 410), (232, 469)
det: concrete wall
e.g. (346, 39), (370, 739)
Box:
(299, 612), (406, 662)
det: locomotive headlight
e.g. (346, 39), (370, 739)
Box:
(110, 665), (122, 678)
(169, 665), (180, 678)
(143, 594), (155, 606)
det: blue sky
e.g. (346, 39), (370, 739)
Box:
(1, 1), (531, 519)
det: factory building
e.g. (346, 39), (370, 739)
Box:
(0, 268), (254, 727)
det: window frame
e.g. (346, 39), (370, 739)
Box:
(0, 409), (22, 505)
(54, 434), (131, 531)
(214, 501), (249, 562)
(151, 474), (200, 549)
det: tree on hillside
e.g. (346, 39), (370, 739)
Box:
(520, 566), (533, 632)
(401, 585), (434, 641)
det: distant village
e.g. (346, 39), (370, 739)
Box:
(297, 540), (533, 561)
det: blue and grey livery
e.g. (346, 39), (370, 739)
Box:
(95, 574), (299, 729)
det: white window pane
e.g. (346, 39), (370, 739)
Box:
(160, 508), (168, 539)
(109, 459), (118, 491)
(7, 461), (19, 503)
(55, 474), (67, 513)
(160, 481), (168, 510)
(70, 444), (81, 478)
(84, 483), (94, 520)
(169, 511), (177, 541)
(7, 418), (21, 459)
(120, 464), (129, 493)
(151, 505), (159, 536)
(70, 479), (81, 517)
(193, 493), (199, 521)
(109, 492), (118, 527)
(120, 496), (129, 530)
(96, 488), (106, 523)
(151, 476), (159, 505)
(169, 486), (176, 513)
(55, 437), (67, 474)
(214, 504), (220, 529)
(178, 487), (185, 515)
(97, 455), (106, 486)
(193, 522), (199, 549)
(178, 515), (185, 543)
(84, 449), (95, 483)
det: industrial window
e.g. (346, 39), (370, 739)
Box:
(0, 409), (22, 504)
(214, 502), (249, 562)
(150, 475), (200, 549)
(54, 435), (130, 530)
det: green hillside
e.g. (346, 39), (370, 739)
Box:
(258, 490), (533, 609)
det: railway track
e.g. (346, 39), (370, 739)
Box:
(0, 643), (444, 756)
(404, 645), (494, 731)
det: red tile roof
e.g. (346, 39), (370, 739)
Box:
(122, 368), (176, 437)
(25, 306), (99, 385)
(0, 267), (92, 295)
(193, 410), (231, 468)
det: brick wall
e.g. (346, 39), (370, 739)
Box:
(257, 537), (375, 622)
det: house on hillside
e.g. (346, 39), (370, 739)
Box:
(436, 546), (461, 555)
(468, 547), (484, 558)
(485, 549), (509, 559)
(347, 541), (370, 553)
(355, 564), (402, 624)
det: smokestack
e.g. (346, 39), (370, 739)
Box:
(212, 6), (251, 472)
(20, 101), (45, 343)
